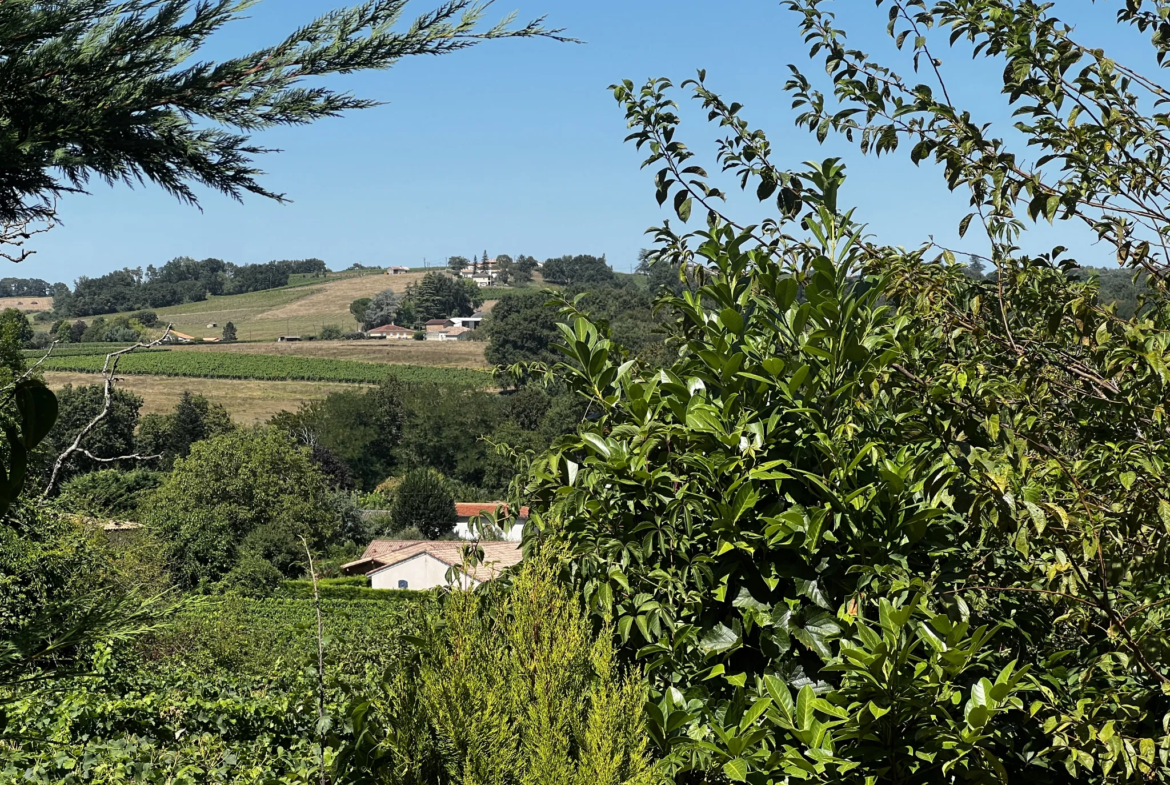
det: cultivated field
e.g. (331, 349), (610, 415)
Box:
(44, 372), (367, 424)
(38, 350), (493, 385)
(173, 339), (490, 369)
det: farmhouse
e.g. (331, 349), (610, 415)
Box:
(386, 266), (411, 275)
(424, 325), (470, 342)
(424, 318), (455, 333)
(341, 540), (522, 590)
(366, 323), (414, 340)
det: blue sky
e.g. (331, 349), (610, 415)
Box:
(23, 1), (1157, 284)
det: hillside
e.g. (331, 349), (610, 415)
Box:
(141, 270), (432, 341)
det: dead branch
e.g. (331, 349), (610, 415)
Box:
(43, 325), (173, 496)
(0, 208), (57, 264)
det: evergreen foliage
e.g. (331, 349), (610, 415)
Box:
(0, 0), (566, 223)
(333, 555), (657, 784)
(390, 468), (456, 539)
(136, 392), (234, 469)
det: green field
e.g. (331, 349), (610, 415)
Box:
(40, 350), (494, 386)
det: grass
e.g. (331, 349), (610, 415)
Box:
(38, 350), (494, 385)
(106, 270), (435, 342)
(44, 372), (367, 424)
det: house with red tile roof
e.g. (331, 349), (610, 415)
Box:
(341, 540), (522, 590)
(366, 323), (414, 340)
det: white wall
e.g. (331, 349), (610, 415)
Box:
(369, 553), (478, 591)
(453, 517), (524, 542)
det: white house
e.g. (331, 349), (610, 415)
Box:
(342, 540), (522, 591)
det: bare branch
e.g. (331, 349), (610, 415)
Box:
(43, 325), (173, 496)
(0, 207), (56, 264)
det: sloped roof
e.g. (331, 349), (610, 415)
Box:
(364, 540), (522, 583)
(425, 318), (454, 326)
(367, 323), (412, 333)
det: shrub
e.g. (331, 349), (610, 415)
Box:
(412, 330), (425, 341)
(219, 551), (283, 598)
(389, 468), (455, 539)
(318, 324), (343, 341)
(333, 555), (656, 784)
(131, 310), (159, 327)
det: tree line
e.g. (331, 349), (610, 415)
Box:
(50, 257), (327, 317)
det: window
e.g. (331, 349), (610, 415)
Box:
(398, 579), (408, 589)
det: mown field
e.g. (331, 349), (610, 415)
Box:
(43, 372), (368, 423)
(145, 270), (430, 341)
(38, 350), (494, 386)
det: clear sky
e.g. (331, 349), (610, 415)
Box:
(21, 1), (1158, 285)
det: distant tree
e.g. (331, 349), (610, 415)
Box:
(364, 288), (401, 329)
(541, 254), (613, 286)
(447, 256), (471, 275)
(962, 256), (987, 280)
(144, 428), (339, 589)
(484, 289), (560, 370)
(494, 253), (516, 286)
(405, 272), (481, 322)
(137, 392), (233, 470)
(273, 376), (406, 490)
(53, 320), (73, 344)
(221, 321), (237, 342)
(68, 320), (87, 344)
(349, 297), (372, 327)
(389, 468), (456, 539)
(319, 324), (343, 341)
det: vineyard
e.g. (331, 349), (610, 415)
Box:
(1, 595), (434, 783)
(23, 344), (165, 358)
(37, 350), (494, 386)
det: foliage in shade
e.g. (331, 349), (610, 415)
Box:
(44, 383), (143, 487)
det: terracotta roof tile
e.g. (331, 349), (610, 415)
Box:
(367, 540), (522, 583)
(455, 502), (530, 518)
